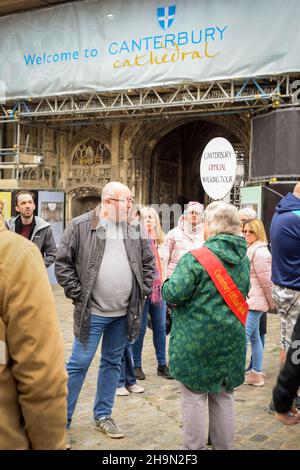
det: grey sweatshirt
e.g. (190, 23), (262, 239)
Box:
(91, 222), (133, 317)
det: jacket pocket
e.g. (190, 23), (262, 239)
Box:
(128, 306), (140, 341)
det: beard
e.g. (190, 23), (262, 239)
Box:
(20, 211), (34, 220)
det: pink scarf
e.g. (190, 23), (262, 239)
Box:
(148, 231), (163, 304)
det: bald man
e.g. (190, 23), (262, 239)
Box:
(270, 182), (300, 412)
(55, 182), (156, 443)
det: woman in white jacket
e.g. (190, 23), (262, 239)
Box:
(165, 201), (204, 277)
(243, 219), (274, 387)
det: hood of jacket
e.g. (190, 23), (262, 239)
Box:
(6, 215), (51, 232)
(275, 192), (300, 213)
(247, 240), (268, 258)
(177, 214), (203, 240)
(204, 233), (248, 265)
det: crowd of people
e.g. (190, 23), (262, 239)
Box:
(0, 182), (300, 450)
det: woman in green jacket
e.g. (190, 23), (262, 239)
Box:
(162, 201), (250, 450)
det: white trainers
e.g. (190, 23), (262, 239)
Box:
(95, 417), (124, 438)
(127, 383), (145, 393)
(244, 370), (265, 387)
(116, 386), (130, 396)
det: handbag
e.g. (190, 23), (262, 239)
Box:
(146, 302), (172, 335)
(166, 303), (172, 335)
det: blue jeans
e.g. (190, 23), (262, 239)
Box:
(66, 314), (128, 428)
(118, 343), (136, 387)
(246, 310), (264, 373)
(132, 298), (166, 368)
(248, 334), (265, 371)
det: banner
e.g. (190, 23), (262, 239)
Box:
(0, 0), (300, 100)
(38, 191), (64, 245)
(38, 191), (65, 284)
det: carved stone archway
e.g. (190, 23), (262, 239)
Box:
(120, 115), (250, 204)
(67, 186), (102, 220)
(64, 127), (112, 212)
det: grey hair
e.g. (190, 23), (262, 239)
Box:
(293, 182), (300, 199)
(102, 181), (130, 200)
(239, 207), (257, 220)
(204, 201), (241, 236)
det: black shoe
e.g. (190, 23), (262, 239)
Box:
(134, 367), (145, 380)
(268, 398), (275, 415)
(157, 365), (174, 379)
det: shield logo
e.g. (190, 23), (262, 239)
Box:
(85, 146), (95, 166)
(157, 5), (176, 30)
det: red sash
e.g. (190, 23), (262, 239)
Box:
(190, 246), (248, 326)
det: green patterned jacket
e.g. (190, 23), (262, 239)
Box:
(162, 234), (250, 393)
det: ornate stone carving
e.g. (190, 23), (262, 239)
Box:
(67, 138), (111, 189)
(68, 186), (102, 218)
(72, 139), (111, 166)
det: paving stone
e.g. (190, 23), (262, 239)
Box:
(249, 434), (269, 442)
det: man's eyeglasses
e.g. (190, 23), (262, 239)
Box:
(108, 197), (135, 203)
(242, 230), (255, 235)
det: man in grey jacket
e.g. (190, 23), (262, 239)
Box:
(55, 181), (155, 442)
(6, 191), (56, 268)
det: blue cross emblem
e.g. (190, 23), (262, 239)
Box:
(157, 5), (176, 30)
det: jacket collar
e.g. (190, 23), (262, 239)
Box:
(91, 208), (100, 230)
(91, 206), (129, 233)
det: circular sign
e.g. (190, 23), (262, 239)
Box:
(200, 137), (237, 200)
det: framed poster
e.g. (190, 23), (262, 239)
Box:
(38, 191), (65, 284)
(0, 191), (12, 220)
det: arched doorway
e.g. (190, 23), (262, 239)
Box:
(69, 187), (101, 218)
(149, 119), (248, 206)
(123, 114), (249, 205)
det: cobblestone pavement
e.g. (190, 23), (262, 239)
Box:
(53, 285), (300, 450)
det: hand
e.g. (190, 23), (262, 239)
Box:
(275, 408), (300, 425)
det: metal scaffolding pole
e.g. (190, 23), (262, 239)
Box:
(0, 73), (299, 187)
(0, 74), (298, 124)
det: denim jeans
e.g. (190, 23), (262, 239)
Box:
(248, 334), (265, 371)
(132, 298), (166, 368)
(118, 342), (136, 387)
(66, 314), (128, 428)
(246, 310), (264, 373)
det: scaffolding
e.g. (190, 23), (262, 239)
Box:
(0, 74), (299, 183)
(1, 74), (299, 124)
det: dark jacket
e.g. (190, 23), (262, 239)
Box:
(273, 314), (300, 413)
(6, 215), (56, 268)
(55, 208), (156, 343)
(162, 234), (250, 393)
(270, 193), (300, 290)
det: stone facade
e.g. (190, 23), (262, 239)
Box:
(0, 115), (250, 219)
